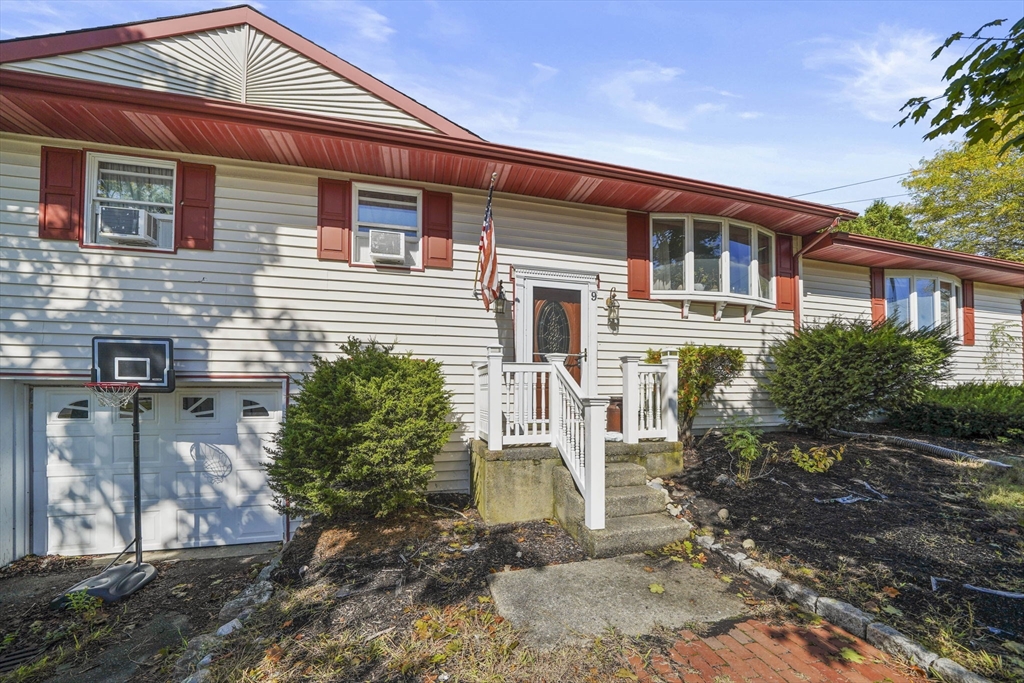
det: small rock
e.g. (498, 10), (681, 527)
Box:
(181, 670), (211, 683)
(218, 580), (274, 621)
(216, 619), (243, 637)
(172, 633), (221, 679)
(197, 654), (213, 668)
(712, 474), (736, 487)
(666, 504), (682, 516)
(717, 508), (730, 522)
(646, 478), (666, 492)
(742, 538), (756, 551)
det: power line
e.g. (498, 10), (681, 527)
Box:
(789, 172), (911, 198)
(832, 193), (910, 206)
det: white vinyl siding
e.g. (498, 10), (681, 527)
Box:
(802, 260), (873, 324)
(1, 134), (823, 491)
(0, 25), (438, 133)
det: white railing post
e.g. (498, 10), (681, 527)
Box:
(546, 354), (566, 449)
(662, 350), (679, 443)
(582, 396), (608, 530)
(487, 346), (504, 450)
(472, 361), (485, 439)
(620, 356), (640, 444)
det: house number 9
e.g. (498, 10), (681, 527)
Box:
(591, 291), (598, 301)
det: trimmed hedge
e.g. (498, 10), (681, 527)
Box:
(890, 382), (1024, 444)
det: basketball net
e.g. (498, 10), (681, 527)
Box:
(85, 382), (140, 408)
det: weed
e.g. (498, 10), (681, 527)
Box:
(722, 424), (777, 484)
(790, 444), (845, 473)
(64, 590), (102, 620)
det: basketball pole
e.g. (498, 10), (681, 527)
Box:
(132, 392), (142, 567)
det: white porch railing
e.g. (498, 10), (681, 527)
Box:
(621, 352), (679, 445)
(474, 346), (607, 530)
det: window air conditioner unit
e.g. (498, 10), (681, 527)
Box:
(369, 229), (406, 264)
(98, 206), (159, 246)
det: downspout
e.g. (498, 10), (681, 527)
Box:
(792, 217), (842, 331)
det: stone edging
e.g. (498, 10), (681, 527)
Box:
(172, 532), (299, 683)
(694, 535), (993, 683)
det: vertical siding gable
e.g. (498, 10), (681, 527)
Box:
(1, 26), (438, 133)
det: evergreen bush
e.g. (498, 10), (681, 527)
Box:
(763, 319), (955, 436)
(647, 344), (745, 447)
(890, 382), (1024, 444)
(266, 338), (456, 518)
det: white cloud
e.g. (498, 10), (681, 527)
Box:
(738, 112), (762, 120)
(335, 2), (395, 43)
(531, 62), (559, 84)
(805, 25), (949, 123)
(596, 62), (725, 131)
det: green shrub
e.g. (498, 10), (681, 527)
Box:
(722, 425), (777, 484)
(266, 338), (457, 518)
(763, 319), (955, 436)
(646, 345), (745, 448)
(890, 382), (1024, 444)
(790, 444), (845, 473)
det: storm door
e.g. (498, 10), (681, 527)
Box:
(533, 287), (582, 385)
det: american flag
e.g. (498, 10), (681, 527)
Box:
(477, 181), (499, 310)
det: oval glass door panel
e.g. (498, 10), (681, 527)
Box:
(536, 301), (570, 356)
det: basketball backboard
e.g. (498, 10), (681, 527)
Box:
(91, 337), (174, 392)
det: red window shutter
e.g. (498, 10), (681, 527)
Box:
(963, 280), (975, 346)
(317, 178), (351, 262)
(775, 235), (795, 311)
(626, 211), (650, 299)
(175, 162), (216, 250)
(38, 147), (83, 241)
(423, 190), (453, 268)
(870, 267), (886, 325)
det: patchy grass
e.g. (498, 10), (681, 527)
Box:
(980, 464), (1024, 520)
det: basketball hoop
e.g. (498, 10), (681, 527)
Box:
(85, 382), (140, 408)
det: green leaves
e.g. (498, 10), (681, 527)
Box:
(764, 319), (956, 436)
(265, 338), (457, 518)
(840, 200), (924, 245)
(897, 17), (1024, 156)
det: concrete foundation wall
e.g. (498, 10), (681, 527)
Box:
(472, 440), (684, 525)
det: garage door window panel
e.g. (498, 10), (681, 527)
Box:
(57, 399), (90, 420)
(182, 396), (216, 419)
(241, 399), (270, 418)
(117, 396), (155, 421)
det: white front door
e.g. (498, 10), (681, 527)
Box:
(513, 267), (599, 393)
(33, 385), (284, 556)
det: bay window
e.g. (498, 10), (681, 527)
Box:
(650, 214), (775, 303)
(885, 272), (961, 335)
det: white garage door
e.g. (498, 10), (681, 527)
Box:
(33, 385), (284, 556)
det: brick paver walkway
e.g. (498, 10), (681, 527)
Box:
(629, 619), (924, 683)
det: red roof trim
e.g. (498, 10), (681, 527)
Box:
(0, 69), (856, 226)
(805, 232), (1024, 289)
(0, 5), (479, 141)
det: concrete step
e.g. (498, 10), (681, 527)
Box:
(605, 462), (647, 488)
(553, 466), (691, 558)
(605, 485), (668, 518)
(581, 513), (693, 559)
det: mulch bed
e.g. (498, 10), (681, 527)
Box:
(0, 552), (268, 682)
(669, 430), (1024, 683)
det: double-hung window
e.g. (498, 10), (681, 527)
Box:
(884, 272), (961, 335)
(84, 152), (176, 251)
(650, 214), (774, 304)
(351, 183), (422, 268)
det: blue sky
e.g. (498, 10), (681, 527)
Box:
(2, 0), (1021, 212)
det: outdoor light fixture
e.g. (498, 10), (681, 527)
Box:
(494, 280), (508, 315)
(606, 287), (620, 329)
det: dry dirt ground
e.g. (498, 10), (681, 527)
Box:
(0, 545), (276, 683)
(672, 430), (1024, 682)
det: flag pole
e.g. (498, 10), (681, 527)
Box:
(474, 172), (499, 292)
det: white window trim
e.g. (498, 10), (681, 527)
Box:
(649, 213), (776, 307)
(351, 182), (423, 268)
(83, 151), (178, 252)
(883, 270), (963, 339)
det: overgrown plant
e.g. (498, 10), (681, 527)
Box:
(646, 344), (745, 448)
(763, 319), (955, 436)
(981, 322), (1017, 381)
(266, 338), (456, 518)
(790, 444), (845, 473)
(890, 382), (1024, 444)
(722, 424), (777, 484)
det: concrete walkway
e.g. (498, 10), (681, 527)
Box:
(487, 554), (746, 648)
(629, 620), (922, 683)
